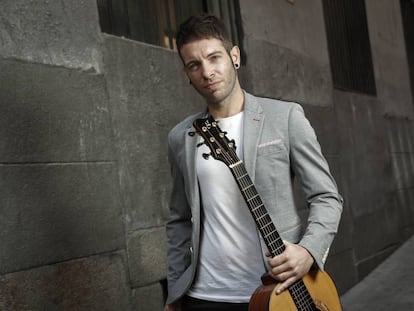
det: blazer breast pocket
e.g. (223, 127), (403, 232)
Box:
(257, 139), (286, 157)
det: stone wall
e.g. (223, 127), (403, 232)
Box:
(0, 0), (413, 310)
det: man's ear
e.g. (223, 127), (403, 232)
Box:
(230, 45), (241, 67)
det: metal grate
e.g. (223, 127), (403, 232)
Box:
(322, 0), (377, 95)
(401, 0), (414, 101)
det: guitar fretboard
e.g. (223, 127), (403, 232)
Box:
(230, 162), (285, 257)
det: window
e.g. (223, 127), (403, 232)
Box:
(322, 0), (376, 95)
(401, 0), (414, 101)
(97, 0), (243, 52)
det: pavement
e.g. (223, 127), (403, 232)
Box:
(340, 235), (414, 311)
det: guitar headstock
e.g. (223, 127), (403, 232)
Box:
(193, 116), (239, 167)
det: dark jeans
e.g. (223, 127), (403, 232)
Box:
(181, 296), (249, 311)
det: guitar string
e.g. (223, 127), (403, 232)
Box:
(233, 164), (285, 255)
(225, 148), (285, 255)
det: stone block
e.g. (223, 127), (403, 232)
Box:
(243, 37), (333, 106)
(0, 59), (114, 163)
(334, 91), (393, 218)
(390, 153), (414, 190)
(0, 163), (124, 274)
(0, 252), (130, 310)
(393, 188), (414, 236)
(102, 35), (204, 230)
(127, 227), (168, 287)
(326, 249), (357, 295)
(385, 117), (414, 154)
(365, 0), (414, 118)
(132, 282), (165, 311)
(355, 244), (398, 280)
(240, 0), (329, 63)
(352, 207), (401, 264)
(0, 0), (102, 71)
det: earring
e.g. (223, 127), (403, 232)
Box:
(235, 63), (240, 69)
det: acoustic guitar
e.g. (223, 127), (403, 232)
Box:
(193, 116), (342, 311)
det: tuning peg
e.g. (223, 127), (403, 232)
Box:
(196, 142), (204, 148)
(188, 131), (196, 137)
(202, 153), (210, 160)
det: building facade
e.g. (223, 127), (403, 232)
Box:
(0, 0), (413, 310)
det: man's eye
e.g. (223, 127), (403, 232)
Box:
(187, 63), (199, 71)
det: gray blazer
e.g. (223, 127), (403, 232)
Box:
(165, 91), (343, 304)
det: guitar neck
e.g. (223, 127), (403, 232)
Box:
(229, 160), (285, 257)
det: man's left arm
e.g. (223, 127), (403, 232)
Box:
(287, 105), (343, 268)
(268, 104), (343, 293)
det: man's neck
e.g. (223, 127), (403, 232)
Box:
(207, 88), (244, 119)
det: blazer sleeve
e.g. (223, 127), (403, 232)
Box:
(288, 105), (343, 269)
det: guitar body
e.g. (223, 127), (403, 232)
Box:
(249, 270), (342, 311)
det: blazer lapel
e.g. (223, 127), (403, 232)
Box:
(243, 93), (264, 182)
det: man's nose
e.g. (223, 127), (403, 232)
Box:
(201, 63), (214, 80)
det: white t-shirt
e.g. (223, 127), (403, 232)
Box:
(187, 111), (266, 303)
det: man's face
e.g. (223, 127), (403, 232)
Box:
(180, 38), (239, 105)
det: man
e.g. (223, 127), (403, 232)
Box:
(165, 14), (343, 311)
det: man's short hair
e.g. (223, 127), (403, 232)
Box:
(176, 14), (233, 60)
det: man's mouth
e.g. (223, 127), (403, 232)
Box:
(205, 81), (220, 89)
